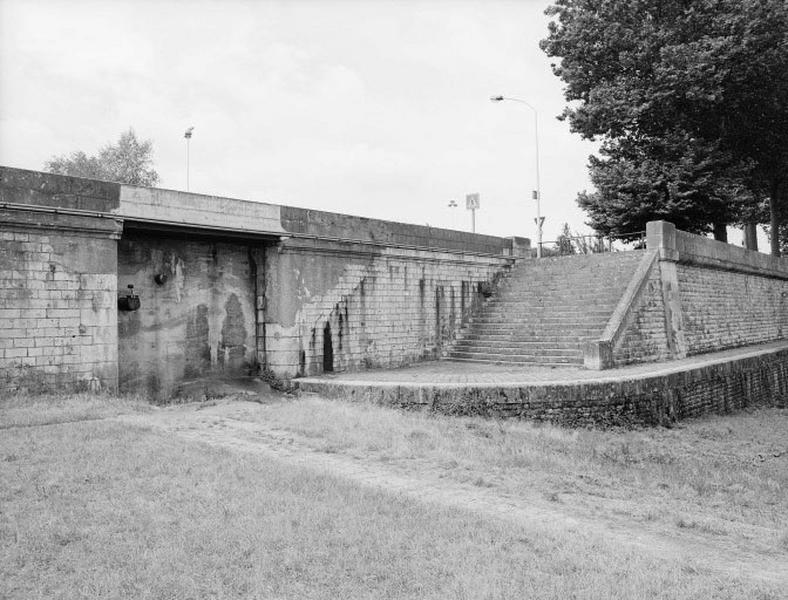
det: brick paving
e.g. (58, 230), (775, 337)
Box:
(298, 340), (788, 387)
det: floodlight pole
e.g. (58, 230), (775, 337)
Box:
(184, 126), (194, 191)
(490, 96), (543, 258)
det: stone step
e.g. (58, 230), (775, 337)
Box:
(463, 326), (604, 336)
(447, 251), (645, 364)
(443, 356), (582, 368)
(480, 302), (616, 311)
(451, 344), (583, 357)
(448, 351), (584, 365)
(452, 339), (586, 350)
(472, 315), (611, 324)
(486, 291), (620, 298)
(497, 286), (630, 297)
(460, 335), (602, 344)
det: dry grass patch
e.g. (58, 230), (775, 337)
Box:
(0, 416), (780, 599)
(238, 396), (788, 554)
(0, 391), (151, 429)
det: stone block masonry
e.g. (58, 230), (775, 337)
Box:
(265, 238), (509, 377)
(0, 207), (122, 392)
(1, 166), (524, 393)
(7, 163), (785, 401)
(678, 264), (788, 354)
(299, 343), (788, 426)
(586, 221), (788, 369)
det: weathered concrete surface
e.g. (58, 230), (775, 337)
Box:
(280, 206), (515, 255)
(117, 234), (260, 399)
(0, 167), (121, 212)
(116, 186), (285, 237)
(297, 341), (788, 426)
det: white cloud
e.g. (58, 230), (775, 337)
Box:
(0, 0), (599, 241)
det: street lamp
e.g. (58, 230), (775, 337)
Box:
(184, 126), (194, 191)
(490, 95), (544, 258)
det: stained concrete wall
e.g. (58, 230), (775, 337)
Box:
(117, 233), (261, 399)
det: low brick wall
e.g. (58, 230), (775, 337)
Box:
(299, 344), (788, 426)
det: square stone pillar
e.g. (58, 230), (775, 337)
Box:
(647, 220), (687, 359)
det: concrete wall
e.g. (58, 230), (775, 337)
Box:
(117, 233), (262, 399)
(0, 207), (121, 392)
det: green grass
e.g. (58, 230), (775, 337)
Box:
(0, 393), (785, 599)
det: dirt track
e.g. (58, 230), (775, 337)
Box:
(115, 400), (788, 588)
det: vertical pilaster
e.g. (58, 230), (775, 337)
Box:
(647, 221), (687, 359)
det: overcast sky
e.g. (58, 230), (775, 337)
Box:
(1, 0), (604, 242)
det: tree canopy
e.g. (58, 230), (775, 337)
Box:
(45, 129), (160, 187)
(541, 0), (788, 253)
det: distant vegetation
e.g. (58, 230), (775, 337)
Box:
(45, 128), (160, 187)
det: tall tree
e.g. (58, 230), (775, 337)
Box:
(541, 0), (788, 254)
(46, 128), (160, 187)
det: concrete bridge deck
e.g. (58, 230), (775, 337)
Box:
(296, 341), (788, 426)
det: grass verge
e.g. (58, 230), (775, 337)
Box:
(237, 396), (788, 555)
(0, 414), (780, 599)
(0, 392), (151, 429)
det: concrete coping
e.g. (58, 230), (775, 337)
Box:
(647, 220), (788, 279)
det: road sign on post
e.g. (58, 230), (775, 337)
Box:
(466, 193), (480, 233)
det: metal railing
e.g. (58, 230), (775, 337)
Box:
(537, 232), (646, 257)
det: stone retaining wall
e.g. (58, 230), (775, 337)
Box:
(0, 207), (122, 392)
(1, 166), (523, 393)
(299, 344), (788, 426)
(265, 238), (511, 377)
(589, 221), (788, 369)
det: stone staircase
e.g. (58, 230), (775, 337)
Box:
(447, 251), (647, 366)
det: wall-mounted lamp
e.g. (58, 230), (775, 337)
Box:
(118, 284), (140, 311)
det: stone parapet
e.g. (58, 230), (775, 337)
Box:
(647, 220), (788, 277)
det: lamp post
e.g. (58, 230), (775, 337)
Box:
(184, 126), (194, 191)
(490, 95), (544, 258)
